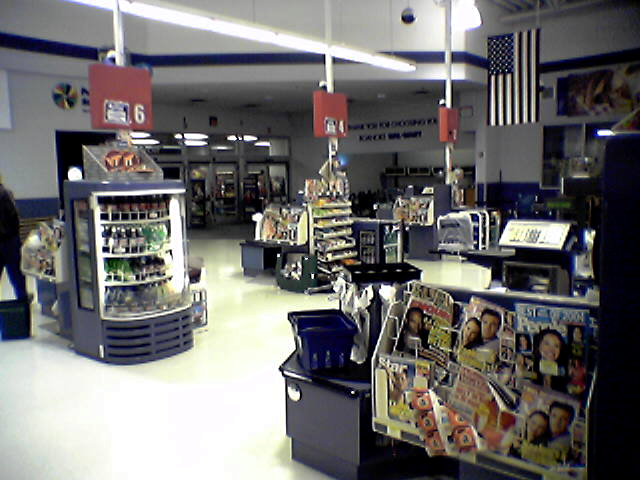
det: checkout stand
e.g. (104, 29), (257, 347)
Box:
(279, 263), (450, 480)
(280, 353), (458, 480)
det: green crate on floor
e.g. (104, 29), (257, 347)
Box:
(0, 299), (31, 340)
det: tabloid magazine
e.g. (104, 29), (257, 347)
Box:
(393, 283), (455, 367)
(374, 284), (594, 477)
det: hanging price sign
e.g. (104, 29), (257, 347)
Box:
(89, 63), (153, 130)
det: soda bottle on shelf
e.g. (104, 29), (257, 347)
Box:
(130, 198), (139, 221)
(101, 226), (110, 252)
(148, 195), (159, 219)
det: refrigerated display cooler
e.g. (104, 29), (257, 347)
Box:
(63, 180), (193, 364)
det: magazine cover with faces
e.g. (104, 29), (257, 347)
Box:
(392, 283), (455, 367)
(455, 297), (515, 374)
(514, 303), (591, 402)
(376, 354), (431, 430)
(512, 383), (583, 469)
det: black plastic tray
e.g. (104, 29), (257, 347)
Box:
(340, 262), (422, 284)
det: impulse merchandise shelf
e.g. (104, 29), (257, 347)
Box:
(100, 215), (170, 225)
(102, 247), (171, 258)
(318, 251), (358, 263)
(317, 228), (353, 240)
(315, 220), (353, 229)
(317, 239), (357, 253)
(309, 200), (357, 281)
(104, 274), (173, 286)
(371, 282), (598, 480)
(64, 180), (193, 364)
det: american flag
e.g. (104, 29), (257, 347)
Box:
(487, 29), (540, 126)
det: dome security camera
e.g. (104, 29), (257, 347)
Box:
(401, 7), (416, 25)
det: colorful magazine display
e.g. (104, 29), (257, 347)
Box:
(515, 303), (591, 402)
(373, 287), (595, 478)
(455, 297), (515, 374)
(512, 383), (583, 468)
(393, 283), (454, 366)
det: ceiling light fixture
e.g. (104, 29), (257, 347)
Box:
(64, 0), (416, 72)
(596, 129), (614, 137)
(211, 145), (233, 150)
(131, 138), (160, 145)
(254, 141), (271, 147)
(451, 0), (482, 31)
(183, 132), (208, 140)
(130, 131), (151, 138)
(227, 134), (258, 142)
(184, 139), (208, 146)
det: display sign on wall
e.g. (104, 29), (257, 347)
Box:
(313, 91), (348, 138)
(557, 63), (640, 117)
(0, 69), (11, 129)
(89, 64), (153, 130)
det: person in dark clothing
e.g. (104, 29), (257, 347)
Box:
(0, 176), (27, 299)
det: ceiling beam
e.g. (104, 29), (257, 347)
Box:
(490, 0), (528, 13)
(500, 0), (609, 23)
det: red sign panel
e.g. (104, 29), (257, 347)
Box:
(313, 91), (348, 138)
(438, 106), (459, 143)
(89, 64), (153, 130)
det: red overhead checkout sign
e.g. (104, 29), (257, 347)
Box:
(89, 64), (153, 131)
(313, 91), (348, 138)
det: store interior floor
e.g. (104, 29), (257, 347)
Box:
(0, 224), (489, 480)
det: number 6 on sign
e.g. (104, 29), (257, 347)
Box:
(134, 104), (146, 124)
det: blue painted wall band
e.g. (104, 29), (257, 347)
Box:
(5, 30), (635, 72)
(15, 198), (60, 219)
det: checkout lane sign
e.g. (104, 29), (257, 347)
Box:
(88, 63), (153, 130)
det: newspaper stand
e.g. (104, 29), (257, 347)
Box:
(371, 282), (598, 480)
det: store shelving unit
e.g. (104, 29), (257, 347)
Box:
(64, 180), (193, 364)
(352, 219), (403, 264)
(189, 176), (207, 228)
(258, 204), (308, 245)
(308, 199), (358, 277)
(214, 170), (238, 219)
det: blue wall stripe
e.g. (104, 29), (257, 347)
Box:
(540, 48), (640, 74)
(15, 198), (60, 219)
(1, 30), (635, 73)
(0, 32), (98, 60)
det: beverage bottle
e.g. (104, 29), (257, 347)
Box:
(101, 225), (109, 252)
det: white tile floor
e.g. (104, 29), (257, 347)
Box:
(0, 225), (488, 480)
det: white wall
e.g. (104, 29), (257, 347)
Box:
(0, 71), (90, 198)
(0, 69), (294, 199)
(479, 1), (640, 185)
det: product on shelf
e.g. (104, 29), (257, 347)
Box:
(258, 204), (307, 245)
(21, 220), (65, 280)
(102, 150), (154, 173)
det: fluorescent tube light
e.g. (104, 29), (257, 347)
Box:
(174, 133), (183, 139)
(184, 140), (208, 146)
(63, 0), (416, 72)
(183, 133), (208, 140)
(211, 145), (233, 151)
(227, 134), (258, 142)
(254, 141), (271, 147)
(130, 131), (151, 138)
(596, 129), (614, 137)
(131, 138), (160, 145)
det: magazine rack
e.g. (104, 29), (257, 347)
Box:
(371, 282), (598, 480)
